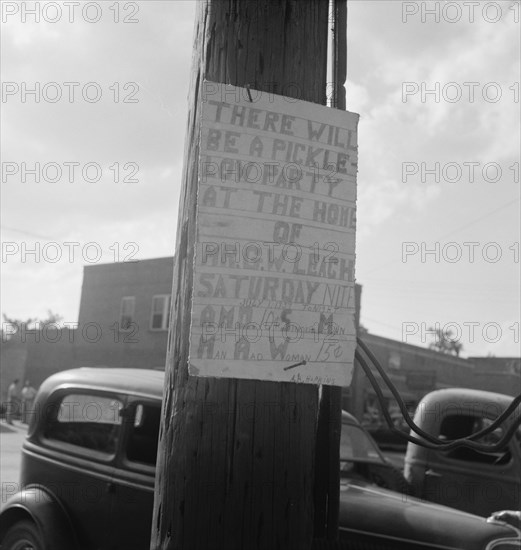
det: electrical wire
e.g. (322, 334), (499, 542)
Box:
(363, 197), (520, 275)
(357, 340), (521, 452)
(355, 338), (521, 453)
(357, 337), (521, 443)
(355, 348), (521, 452)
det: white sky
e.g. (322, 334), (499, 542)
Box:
(1, 1), (520, 358)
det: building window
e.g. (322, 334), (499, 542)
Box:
(150, 295), (170, 331)
(120, 296), (135, 330)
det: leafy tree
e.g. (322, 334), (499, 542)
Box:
(1, 311), (63, 342)
(428, 326), (463, 356)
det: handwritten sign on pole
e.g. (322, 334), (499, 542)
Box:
(189, 81), (359, 387)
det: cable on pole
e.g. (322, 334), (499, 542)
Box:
(355, 337), (521, 453)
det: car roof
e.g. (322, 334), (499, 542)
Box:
(37, 367), (166, 401)
(35, 370), (373, 433)
(36, 371), (369, 422)
(419, 387), (516, 411)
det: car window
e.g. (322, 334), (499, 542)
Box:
(43, 393), (123, 455)
(126, 403), (161, 466)
(440, 414), (512, 465)
(340, 423), (385, 463)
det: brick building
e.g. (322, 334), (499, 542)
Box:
(1, 257), (173, 405)
(469, 356), (521, 396)
(74, 256), (174, 370)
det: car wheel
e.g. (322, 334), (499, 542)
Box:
(2, 520), (43, 550)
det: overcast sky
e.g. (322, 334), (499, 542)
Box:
(1, 0), (520, 358)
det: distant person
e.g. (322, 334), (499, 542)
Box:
(6, 378), (20, 425)
(21, 380), (37, 424)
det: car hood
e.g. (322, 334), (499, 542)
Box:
(338, 479), (519, 549)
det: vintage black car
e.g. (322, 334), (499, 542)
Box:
(1, 368), (520, 550)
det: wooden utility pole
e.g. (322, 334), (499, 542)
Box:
(152, 2), (330, 549)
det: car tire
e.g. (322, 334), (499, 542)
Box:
(2, 520), (43, 550)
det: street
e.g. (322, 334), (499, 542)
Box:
(0, 420), (27, 507)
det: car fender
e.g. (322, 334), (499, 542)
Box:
(0, 485), (78, 550)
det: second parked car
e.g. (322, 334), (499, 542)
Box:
(404, 388), (521, 517)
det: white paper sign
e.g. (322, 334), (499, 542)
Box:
(189, 81), (359, 386)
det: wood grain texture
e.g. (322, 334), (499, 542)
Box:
(151, 2), (329, 549)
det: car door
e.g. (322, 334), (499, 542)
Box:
(422, 413), (521, 516)
(32, 389), (125, 550)
(108, 397), (161, 550)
